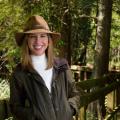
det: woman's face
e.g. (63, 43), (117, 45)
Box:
(27, 33), (49, 56)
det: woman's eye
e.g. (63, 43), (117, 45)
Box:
(41, 35), (47, 37)
(29, 35), (36, 39)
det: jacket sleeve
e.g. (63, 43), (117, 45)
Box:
(65, 68), (80, 115)
(9, 73), (35, 120)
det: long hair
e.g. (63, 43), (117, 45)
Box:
(21, 34), (54, 70)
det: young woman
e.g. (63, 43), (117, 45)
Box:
(10, 15), (80, 120)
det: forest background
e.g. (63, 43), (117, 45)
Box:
(0, 0), (120, 119)
(0, 0), (120, 75)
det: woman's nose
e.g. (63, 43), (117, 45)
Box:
(34, 37), (42, 43)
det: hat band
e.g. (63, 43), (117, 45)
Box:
(24, 25), (49, 32)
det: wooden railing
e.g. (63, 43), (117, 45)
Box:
(74, 72), (120, 120)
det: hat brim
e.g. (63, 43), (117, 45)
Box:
(15, 29), (61, 46)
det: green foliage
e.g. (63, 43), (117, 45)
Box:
(0, 0), (25, 48)
(6, 47), (21, 73)
(111, 12), (120, 48)
(69, 0), (96, 64)
(4, 117), (13, 120)
(0, 0), (25, 76)
(86, 111), (98, 120)
(109, 8), (120, 68)
(0, 78), (10, 100)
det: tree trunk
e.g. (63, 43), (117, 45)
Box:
(60, 10), (72, 65)
(94, 0), (113, 118)
(94, 0), (113, 77)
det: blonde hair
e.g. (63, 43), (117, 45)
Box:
(21, 34), (54, 70)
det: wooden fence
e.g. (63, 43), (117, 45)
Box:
(74, 70), (120, 120)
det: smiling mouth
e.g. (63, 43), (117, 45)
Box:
(33, 45), (43, 49)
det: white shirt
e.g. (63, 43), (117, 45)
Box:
(31, 54), (53, 93)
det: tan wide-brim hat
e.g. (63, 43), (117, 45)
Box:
(15, 15), (61, 46)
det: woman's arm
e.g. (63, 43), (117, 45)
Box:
(65, 68), (80, 115)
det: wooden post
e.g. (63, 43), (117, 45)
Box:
(79, 107), (87, 120)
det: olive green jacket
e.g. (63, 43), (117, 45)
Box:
(10, 58), (80, 120)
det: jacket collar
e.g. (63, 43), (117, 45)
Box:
(27, 58), (69, 83)
(17, 57), (68, 75)
(28, 57), (69, 73)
